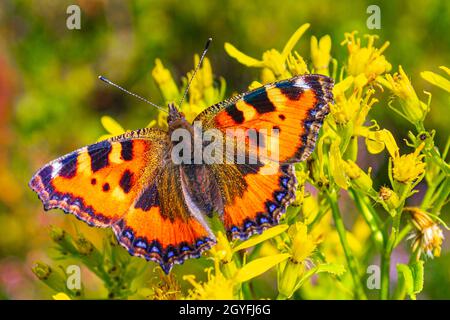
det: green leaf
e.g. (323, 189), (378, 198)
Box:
(397, 264), (414, 298)
(234, 253), (290, 283)
(294, 263), (346, 292)
(316, 263), (346, 276)
(396, 262), (423, 300)
(410, 260), (424, 294)
(233, 224), (288, 253)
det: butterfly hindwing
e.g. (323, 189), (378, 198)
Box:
(209, 161), (297, 240)
(113, 164), (216, 273)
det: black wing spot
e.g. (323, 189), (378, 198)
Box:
(120, 140), (133, 161)
(59, 153), (78, 178)
(119, 170), (133, 193)
(244, 87), (276, 114)
(88, 141), (112, 172)
(102, 183), (110, 192)
(135, 184), (159, 211)
(226, 104), (245, 124)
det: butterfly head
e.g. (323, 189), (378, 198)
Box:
(168, 103), (190, 131)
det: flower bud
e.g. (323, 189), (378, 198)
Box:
(32, 262), (52, 280)
(75, 236), (94, 256)
(311, 35), (331, 75)
(278, 259), (304, 298)
(343, 160), (373, 194)
(49, 226), (66, 242)
(378, 186), (400, 211)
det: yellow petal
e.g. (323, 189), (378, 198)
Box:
(248, 81), (263, 90)
(234, 254), (290, 283)
(281, 23), (310, 61)
(333, 76), (354, 98)
(439, 66), (450, 76)
(319, 35), (332, 52)
(380, 129), (399, 158)
(53, 293), (71, 300)
(97, 134), (113, 142)
(329, 139), (348, 189)
(365, 136), (385, 154)
(101, 116), (125, 135)
(421, 70), (450, 93)
(224, 43), (264, 67)
(146, 120), (157, 128)
(233, 224), (288, 253)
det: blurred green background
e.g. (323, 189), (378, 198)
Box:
(0, 0), (449, 299)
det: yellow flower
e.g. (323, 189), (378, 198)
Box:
(363, 129), (399, 156)
(53, 293), (71, 300)
(152, 55), (225, 123)
(150, 269), (182, 300)
(287, 51), (309, 77)
(184, 267), (237, 300)
(152, 58), (180, 103)
(342, 32), (391, 84)
(278, 222), (317, 298)
(209, 232), (233, 263)
(182, 55), (222, 121)
(330, 87), (360, 125)
(421, 66), (450, 93)
(405, 207), (445, 258)
(311, 35), (332, 75)
(331, 79), (377, 126)
(184, 250), (289, 299)
(392, 143), (426, 184)
(224, 23), (310, 80)
(289, 222), (317, 263)
(378, 66), (428, 124)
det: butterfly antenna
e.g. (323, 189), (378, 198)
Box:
(178, 37), (212, 107)
(98, 76), (168, 113)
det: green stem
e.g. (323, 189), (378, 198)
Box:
(380, 210), (402, 300)
(421, 175), (443, 210)
(395, 224), (412, 247)
(350, 189), (385, 251)
(431, 177), (450, 215)
(327, 190), (367, 300)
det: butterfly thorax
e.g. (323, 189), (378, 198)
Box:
(168, 102), (189, 127)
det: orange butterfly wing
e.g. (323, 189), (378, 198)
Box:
(29, 128), (166, 227)
(195, 74), (334, 239)
(113, 164), (216, 273)
(29, 128), (215, 273)
(196, 74), (334, 163)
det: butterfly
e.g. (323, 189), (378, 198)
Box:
(29, 73), (334, 273)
